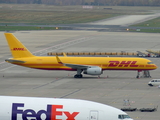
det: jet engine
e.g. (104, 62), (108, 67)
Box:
(83, 66), (102, 75)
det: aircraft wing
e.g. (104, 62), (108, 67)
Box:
(137, 51), (147, 57)
(56, 55), (92, 69)
(146, 50), (159, 55)
(63, 63), (90, 69)
(137, 51), (145, 55)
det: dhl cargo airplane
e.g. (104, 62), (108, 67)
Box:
(4, 33), (157, 78)
(0, 96), (133, 120)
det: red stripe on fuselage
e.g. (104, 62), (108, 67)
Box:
(34, 68), (154, 71)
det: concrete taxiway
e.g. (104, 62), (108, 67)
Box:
(0, 31), (160, 120)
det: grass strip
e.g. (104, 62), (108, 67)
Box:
(0, 26), (63, 31)
(131, 17), (160, 27)
(128, 28), (160, 33)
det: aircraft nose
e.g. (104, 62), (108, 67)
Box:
(154, 64), (158, 69)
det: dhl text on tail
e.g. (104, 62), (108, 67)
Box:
(4, 33), (157, 78)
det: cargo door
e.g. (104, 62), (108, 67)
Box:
(89, 110), (98, 120)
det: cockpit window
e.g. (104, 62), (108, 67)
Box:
(118, 115), (123, 119)
(148, 62), (153, 64)
(118, 114), (131, 119)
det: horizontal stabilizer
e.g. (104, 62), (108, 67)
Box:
(5, 59), (25, 63)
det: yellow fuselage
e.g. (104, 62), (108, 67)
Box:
(9, 56), (157, 71)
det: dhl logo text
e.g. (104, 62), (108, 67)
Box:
(12, 48), (27, 51)
(12, 103), (79, 120)
(108, 61), (138, 67)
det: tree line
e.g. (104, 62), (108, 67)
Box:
(0, 0), (160, 6)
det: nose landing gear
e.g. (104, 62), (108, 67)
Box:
(136, 70), (151, 78)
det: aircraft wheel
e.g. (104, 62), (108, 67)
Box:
(74, 75), (78, 78)
(78, 74), (83, 78)
(74, 74), (83, 78)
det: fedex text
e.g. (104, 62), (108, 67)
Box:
(12, 103), (79, 120)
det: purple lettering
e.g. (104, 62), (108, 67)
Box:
(22, 109), (36, 120)
(12, 103), (24, 120)
(36, 105), (51, 120)
(11, 103), (79, 120)
(12, 103), (52, 120)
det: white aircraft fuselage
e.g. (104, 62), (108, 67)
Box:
(0, 96), (133, 120)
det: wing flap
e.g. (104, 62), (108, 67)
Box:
(63, 63), (89, 69)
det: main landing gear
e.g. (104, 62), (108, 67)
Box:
(74, 74), (83, 78)
(136, 70), (141, 78)
(74, 69), (83, 78)
(143, 70), (151, 78)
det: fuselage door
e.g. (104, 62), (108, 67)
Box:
(89, 110), (98, 120)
